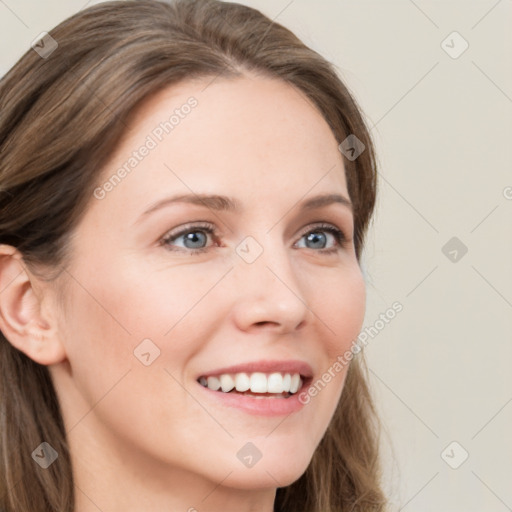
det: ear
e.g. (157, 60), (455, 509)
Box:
(0, 244), (66, 365)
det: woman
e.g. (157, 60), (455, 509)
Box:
(0, 0), (387, 510)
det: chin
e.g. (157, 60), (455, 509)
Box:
(219, 449), (313, 490)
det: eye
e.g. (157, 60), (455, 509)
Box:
(160, 222), (218, 254)
(295, 223), (348, 254)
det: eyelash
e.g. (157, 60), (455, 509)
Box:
(160, 221), (348, 255)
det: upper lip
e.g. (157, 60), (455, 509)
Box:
(197, 359), (314, 379)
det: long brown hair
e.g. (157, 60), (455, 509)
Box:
(0, 1), (386, 510)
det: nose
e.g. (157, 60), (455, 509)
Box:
(230, 238), (309, 334)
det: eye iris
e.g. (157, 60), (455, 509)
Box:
(184, 231), (207, 248)
(306, 232), (326, 249)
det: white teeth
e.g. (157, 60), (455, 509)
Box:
(250, 372), (267, 393)
(220, 374), (235, 392)
(235, 373), (250, 392)
(289, 373), (301, 394)
(200, 371), (304, 395)
(267, 372), (283, 393)
(282, 373), (291, 392)
(206, 376), (220, 391)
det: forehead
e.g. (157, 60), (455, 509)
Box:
(93, 74), (348, 217)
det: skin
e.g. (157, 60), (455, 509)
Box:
(0, 74), (366, 512)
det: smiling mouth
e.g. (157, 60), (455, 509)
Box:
(197, 371), (304, 398)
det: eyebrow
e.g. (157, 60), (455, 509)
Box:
(138, 192), (353, 221)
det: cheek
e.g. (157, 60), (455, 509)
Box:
(59, 257), (223, 400)
(56, 263), (209, 448)
(57, 281), (134, 409)
(299, 265), (366, 416)
(314, 264), (366, 358)
(96, 258), (226, 339)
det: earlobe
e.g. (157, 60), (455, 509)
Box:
(0, 245), (67, 366)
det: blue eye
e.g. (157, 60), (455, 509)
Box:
(161, 222), (216, 254)
(296, 224), (347, 253)
(160, 222), (348, 255)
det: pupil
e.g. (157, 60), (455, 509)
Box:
(307, 232), (326, 249)
(185, 232), (206, 248)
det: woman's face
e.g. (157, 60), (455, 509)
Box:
(50, 74), (366, 495)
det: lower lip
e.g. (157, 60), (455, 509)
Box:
(197, 381), (309, 416)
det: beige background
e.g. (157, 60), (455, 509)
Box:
(1, 0), (511, 510)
